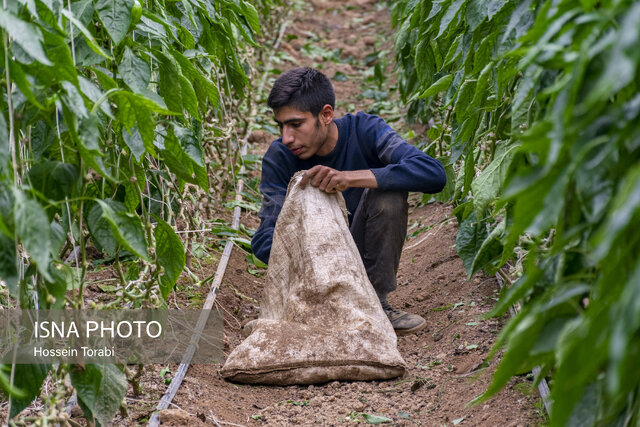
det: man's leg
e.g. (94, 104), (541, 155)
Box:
(350, 189), (426, 335)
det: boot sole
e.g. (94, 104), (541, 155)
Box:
(394, 318), (428, 336)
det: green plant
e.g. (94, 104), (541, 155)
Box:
(0, 0), (278, 422)
(392, 0), (640, 425)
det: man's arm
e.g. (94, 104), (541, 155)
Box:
(251, 144), (292, 264)
(299, 166), (377, 193)
(356, 113), (446, 193)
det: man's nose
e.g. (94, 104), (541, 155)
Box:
(282, 127), (294, 145)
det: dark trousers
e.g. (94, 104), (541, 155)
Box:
(349, 189), (409, 301)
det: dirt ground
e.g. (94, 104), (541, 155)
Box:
(0, 1), (546, 426)
(148, 1), (546, 426)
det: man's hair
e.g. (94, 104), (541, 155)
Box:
(267, 67), (335, 116)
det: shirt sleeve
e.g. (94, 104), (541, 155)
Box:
(355, 112), (446, 193)
(250, 143), (292, 264)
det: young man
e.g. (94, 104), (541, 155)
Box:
(251, 67), (446, 335)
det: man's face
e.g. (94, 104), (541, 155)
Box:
(273, 106), (333, 159)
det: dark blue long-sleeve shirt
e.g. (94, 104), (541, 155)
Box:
(251, 112), (446, 264)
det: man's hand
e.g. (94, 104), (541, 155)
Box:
(300, 165), (349, 193)
(300, 166), (378, 193)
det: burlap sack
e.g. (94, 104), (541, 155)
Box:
(220, 171), (406, 385)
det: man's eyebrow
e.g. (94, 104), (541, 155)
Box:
(273, 117), (306, 125)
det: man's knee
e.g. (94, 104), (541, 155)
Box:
(365, 190), (408, 219)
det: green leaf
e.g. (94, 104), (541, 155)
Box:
(487, 0), (508, 20)
(0, 233), (18, 297)
(27, 161), (80, 202)
(586, 4), (640, 106)
(418, 74), (453, 99)
(71, 0), (95, 25)
(0, 184), (15, 233)
(124, 182), (140, 212)
(592, 164), (640, 260)
(238, 1), (260, 33)
(470, 219), (505, 276)
(95, 0), (134, 45)
(161, 130), (198, 185)
(71, 364), (127, 427)
(438, 0), (465, 38)
(0, 10), (52, 65)
(62, 81), (89, 119)
(154, 217), (185, 299)
(9, 364), (51, 419)
(511, 66), (542, 134)
(471, 144), (519, 216)
(97, 200), (150, 261)
(499, 0), (533, 49)
(430, 39), (443, 71)
(48, 262), (79, 306)
(14, 189), (52, 281)
(158, 53), (184, 114)
(465, 0), (487, 31)
(247, 253), (267, 269)
(61, 9), (110, 59)
(17, 0), (38, 18)
(608, 261), (640, 397)
(119, 47), (150, 93)
(8, 60), (45, 109)
(518, 8), (581, 70)
(443, 33), (463, 67)
(122, 126), (146, 162)
(455, 79), (476, 122)
(79, 76), (114, 118)
(362, 413), (392, 424)
(433, 159), (456, 203)
(173, 125), (204, 167)
(476, 308), (545, 405)
(72, 114), (114, 183)
(77, 117), (116, 183)
(471, 61), (493, 108)
(473, 33), (497, 74)
(171, 50), (219, 110)
(179, 74), (199, 119)
(41, 30), (78, 85)
(414, 39), (435, 88)
(87, 200), (125, 256)
(456, 213), (488, 276)
(115, 92), (158, 153)
(92, 66), (117, 90)
(394, 17), (412, 53)
(0, 112), (9, 177)
(50, 221), (66, 258)
(0, 366), (27, 399)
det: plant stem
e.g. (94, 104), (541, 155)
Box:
(439, 107), (452, 157)
(3, 19), (18, 186)
(130, 155), (153, 251)
(67, 0), (76, 65)
(75, 157), (88, 308)
(114, 249), (127, 289)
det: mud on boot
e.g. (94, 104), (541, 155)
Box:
(380, 299), (427, 336)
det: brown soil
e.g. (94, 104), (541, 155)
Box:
(147, 1), (546, 427)
(151, 200), (545, 426)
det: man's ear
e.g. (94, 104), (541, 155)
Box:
(319, 104), (334, 125)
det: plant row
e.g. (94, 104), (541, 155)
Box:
(0, 0), (281, 423)
(391, 0), (640, 425)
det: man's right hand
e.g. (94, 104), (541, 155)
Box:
(300, 165), (349, 193)
(300, 166), (378, 193)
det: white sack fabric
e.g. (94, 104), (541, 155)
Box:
(220, 171), (406, 385)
